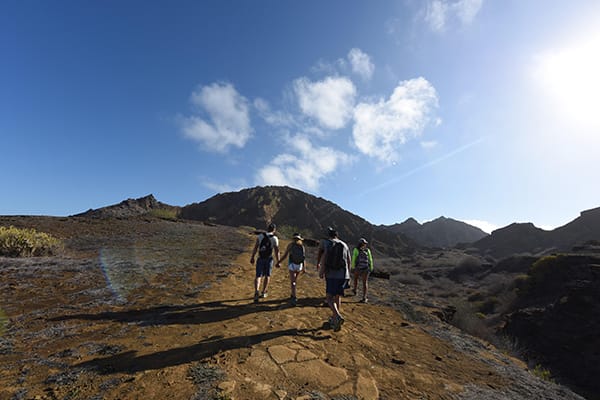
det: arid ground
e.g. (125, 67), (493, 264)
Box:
(0, 216), (584, 400)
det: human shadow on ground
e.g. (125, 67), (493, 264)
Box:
(49, 297), (328, 327)
(73, 327), (330, 374)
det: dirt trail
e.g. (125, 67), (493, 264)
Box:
(0, 227), (580, 400)
(124, 239), (511, 400)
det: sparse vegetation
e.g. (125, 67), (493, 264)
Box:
(0, 225), (63, 257)
(532, 364), (554, 382)
(449, 300), (494, 342)
(391, 270), (425, 286)
(147, 208), (179, 220)
(277, 224), (314, 240)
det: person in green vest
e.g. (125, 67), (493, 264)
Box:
(351, 238), (374, 303)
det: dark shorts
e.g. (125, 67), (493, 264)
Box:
(326, 278), (346, 296)
(354, 268), (371, 277)
(256, 257), (273, 278)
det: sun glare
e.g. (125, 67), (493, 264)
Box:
(534, 30), (600, 130)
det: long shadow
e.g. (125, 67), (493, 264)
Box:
(74, 327), (330, 374)
(50, 297), (327, 326)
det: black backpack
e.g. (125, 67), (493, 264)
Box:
(289, 243), (305, 264)
(258, 233), (273, 259)
(325, 239), (345, 270)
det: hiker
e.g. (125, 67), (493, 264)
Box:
(250, 223), (280, 303)
(317, 227), (351, 331)
(351, 238), (374, 303)
(277, 233), (306, 306)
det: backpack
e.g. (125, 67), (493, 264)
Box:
(356, 248), (370, 270)
(325, 239), (346, 271)
(258, 233), (273, 259)
(289, 243), (305, 264)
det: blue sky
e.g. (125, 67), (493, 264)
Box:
(2, 1), (600, 233)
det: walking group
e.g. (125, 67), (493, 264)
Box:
(249, 224), (374, 332)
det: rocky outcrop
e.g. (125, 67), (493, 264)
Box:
(503, 254), (600, 399)
(75, 194), (179, 219)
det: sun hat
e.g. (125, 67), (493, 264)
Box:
(327, 226), (337, 238)
(292, 233), (303, 240)
(359, 238), (368, 244)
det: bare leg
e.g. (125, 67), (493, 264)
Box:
(289, 270), (298, 298)
(352, 270), (359, 294)
(262, 276), (271, 294)
(254, 276), (262, 294)
(362, 273), (369, 300)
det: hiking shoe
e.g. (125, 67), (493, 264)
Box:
(253, 293), (259, 303)
(360, 298), (368, 303)
(333, 315), (345, 332)
(260, 292), (268, 298)
(290, 296), (297, 306)
(326, 316), (335, 329)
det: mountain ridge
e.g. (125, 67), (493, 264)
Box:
(384, 215), (488, 248)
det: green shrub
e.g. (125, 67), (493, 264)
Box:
(0, 226), (63, 257)
(532, 364), (554, 382)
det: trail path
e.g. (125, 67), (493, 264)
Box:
(1, 226), (582, 400)
(152, 239), (509, 399)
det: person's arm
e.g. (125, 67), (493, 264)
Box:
(345, 246), (352, 272)
(278, 242), (292, 267)
(250, 236), (260, 264)
(316, 244), (324, 268)
(317, 242), (325, 277)
(351, 248), (358, 271)
(273, 237), (281, 266)
(368, 248), (374, 272)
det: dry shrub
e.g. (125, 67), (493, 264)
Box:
(450, 301), (495, 342)
(0, 225), (63, 257)
(391, 270), (425, 286)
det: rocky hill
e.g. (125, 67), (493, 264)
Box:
(180, 186), (416, 257)
(502, 253), (600, 399)
(467, 207), (600, 259)
(385, 216), (488, 248)
(75, 194), (179, 219)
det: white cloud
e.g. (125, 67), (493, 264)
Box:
(179, 82), (252, 153)
(348, 48), (375, 80)
(352, 77), (439, 163)
(454, 0), (483, 25)
(461, 219), (497, 234)
(425, 1), (448, 32)
(293, 76), (357, 130)
(255, 134), (353, 191)
(424, 0), (483, 32)
(420, 140), (438, 149)
(253, 97), (295, 127)
(201, 178), (247, 194)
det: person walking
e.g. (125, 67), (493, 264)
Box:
(277, 233), (306, 306)
(351, 238), (374, 303)
(317, 227), (351, 331)
(250, 223), (280, 303)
